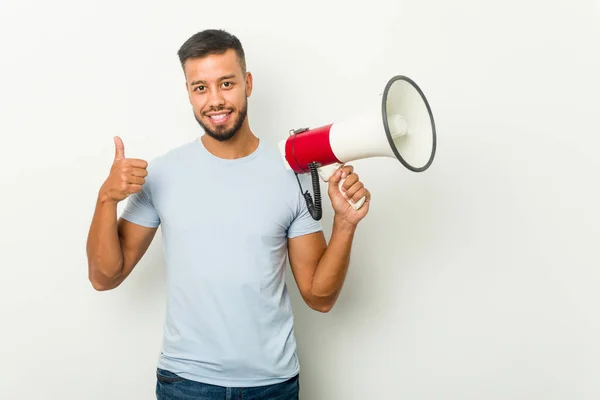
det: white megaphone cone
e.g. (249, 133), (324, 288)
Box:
(278, 75), (436, 220)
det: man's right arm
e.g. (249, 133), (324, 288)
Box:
(87, 136), (156, 291)
(86, 194), (157, 291)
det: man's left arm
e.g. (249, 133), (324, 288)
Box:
(288, 165), (370, 312)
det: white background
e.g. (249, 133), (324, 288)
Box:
(1, 0), (599, 399)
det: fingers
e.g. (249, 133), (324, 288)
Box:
(340, 165), (354, 180)
(114, 136), (125, 160)
(350, 187), (370, 204)
(126, 175), (146, 185)
(112, 137), (147, 168)
(127, 183), (143, 194)
(104, 137), (149, 202)
(116, 165), (147, 189)
(340, 171), (360, 192)
(119, 182), (143, 195)
(335, 165), (371, 204)
(121, 166), (147, 185)
(328, 164), (354, 185)
(130, 167), (148, 177)
(115, 158), (148, 169)
(343, 179), (365, 201)
(127, 159), (149, 169)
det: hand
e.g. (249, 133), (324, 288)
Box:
(99, 136), (148, 203)
(327, 164), (370, 226)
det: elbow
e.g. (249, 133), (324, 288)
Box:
(88, 261), (121, 291)
(306, 286), (339, 313)
(313, 303), (334, 313)
(307, 297), (336, 313)
(90, 279), (114, 291)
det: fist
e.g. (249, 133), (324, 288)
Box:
(327, 164), (370, 225)
(100, 136), (148, 203)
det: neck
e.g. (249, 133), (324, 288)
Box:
(201, 122), (259, 160)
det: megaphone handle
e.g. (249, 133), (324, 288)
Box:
(317, 163), (367, 211)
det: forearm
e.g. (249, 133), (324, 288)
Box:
(86, 190), (124, 286)
(310, 215), (357, 306)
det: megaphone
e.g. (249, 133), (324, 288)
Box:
(278, 75), (436, 220)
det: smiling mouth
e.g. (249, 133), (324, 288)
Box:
(206, 111), (232, 122)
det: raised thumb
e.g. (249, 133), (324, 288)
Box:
(114, 136), (125, 160)
(327, 165), (343, 186)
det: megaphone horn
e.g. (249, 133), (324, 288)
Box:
(278, 75), (436, 221)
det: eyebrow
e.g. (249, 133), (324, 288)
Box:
(190, 75), (236, 86)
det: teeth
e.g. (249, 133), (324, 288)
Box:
(209, 113), (229, 121)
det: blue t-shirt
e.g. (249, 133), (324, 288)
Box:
(120, 137), (323, 387)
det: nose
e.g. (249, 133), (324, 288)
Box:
(207, 87), (225, 109)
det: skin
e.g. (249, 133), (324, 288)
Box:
(86, 49), (371, 312)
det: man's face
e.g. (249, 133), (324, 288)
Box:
(184, 49), (252, 141)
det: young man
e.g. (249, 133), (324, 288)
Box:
(86, 29), (370, 399)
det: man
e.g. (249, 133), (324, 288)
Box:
(86, 29), (370, 399)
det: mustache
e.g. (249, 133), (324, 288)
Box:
(203, 107), (234, 115)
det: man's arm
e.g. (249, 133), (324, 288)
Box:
(87, 136), (157, 291)
(288, 216), (357, 312)
(288, 165), (370, 312)
(86, 193), (157, 291)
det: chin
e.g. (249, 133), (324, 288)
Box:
(204, 122), (239, 142)
(207, 130), (238, 142)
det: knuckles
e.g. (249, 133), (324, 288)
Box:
(342, 173), (360, 190)
(342, 165), (354, 175)
(345, 182), (364, 198)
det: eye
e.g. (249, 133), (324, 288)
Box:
(222, 82), (233, 88)
(194, 85), (205, 92)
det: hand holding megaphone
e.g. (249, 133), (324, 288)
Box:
(326, 164), (370, 223)
(318, 163), (367, 210)
(99, 136), (149, 203)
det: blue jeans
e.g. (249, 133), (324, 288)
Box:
(155, 368), (300, 400)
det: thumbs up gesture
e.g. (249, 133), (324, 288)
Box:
(100, 136), (149, 203)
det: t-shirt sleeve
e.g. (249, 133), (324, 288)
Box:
(287, 175), (323, 238)
(120, 178), (160, 228)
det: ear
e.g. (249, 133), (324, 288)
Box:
(245, 71), (253, 97)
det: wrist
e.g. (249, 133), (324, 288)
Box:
(98, 186), (117, 206)
(333, 214), (358, 233)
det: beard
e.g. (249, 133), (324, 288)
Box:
(194, 97), (248, 142)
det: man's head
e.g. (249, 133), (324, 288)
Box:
(178, 29), (252, 142)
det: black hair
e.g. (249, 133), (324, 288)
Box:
(177, 29), (246, 74)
